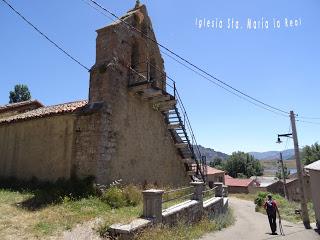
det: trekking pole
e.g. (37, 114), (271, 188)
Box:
(279, 215), (285, 236)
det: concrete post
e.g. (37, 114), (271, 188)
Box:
(214, 182), (223, 197)
(142, 189), (164, 223)
(191, 181), (204, 202)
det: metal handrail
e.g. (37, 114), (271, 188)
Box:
(202, 186), (217, 195)
(164, 186), (193, 195)
(162, 192), (194, 204)
(126, 61), (207, 181)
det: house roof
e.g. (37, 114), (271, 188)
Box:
(305, 160), (320, 171)
(0, 100), (88, 124)
(283, 178), (298, 184)
(206, 166), (225, 175)
(250, 176), (279, 187)
(225, 175), (254, 187)
(0, 99), (44, 113)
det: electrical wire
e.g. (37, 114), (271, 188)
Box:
(297, 116), (320, 120)
(85, 0), (290, 116)
(1, 0), (90, 71)
(296, 119), (320, 126)
(81, 0), (289, 118)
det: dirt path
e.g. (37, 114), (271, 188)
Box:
(54, 218), (102, 240)
(200, 197), (319, 240)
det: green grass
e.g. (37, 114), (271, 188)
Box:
(0, 187), (141, 239)
(135, 209), (235, 240)
(0, 179), (230, 239)
(230, 192), (315, 223)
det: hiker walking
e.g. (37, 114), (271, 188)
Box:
(264, 194), (280, 235)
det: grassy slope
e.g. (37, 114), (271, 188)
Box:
(0, 187), (234, 240)
(0, 189), (141, 239)
(230, 193), (315, 223)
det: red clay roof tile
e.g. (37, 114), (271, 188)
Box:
(225, 175), (254, 187)
(0, 100), (87, 124)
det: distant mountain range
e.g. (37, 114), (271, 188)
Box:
(248, 149), (295, 160)
(195, 145), (295, 162)
(195, 145), (229, 162)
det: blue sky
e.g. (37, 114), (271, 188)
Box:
(1, 0), (319, 154)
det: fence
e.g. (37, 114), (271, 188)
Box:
(142, 182), (226, 224)
(109, 182), (228, 239)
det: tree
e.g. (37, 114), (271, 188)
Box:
(301, 142), (320, 165)
(275, 163), (290, 179)
(209, 157), (223, 168)
(9, 84), (31, 103)
(222, 151), (263, 178)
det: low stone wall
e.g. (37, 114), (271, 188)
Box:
(203, 197), (224, 217)
(109, 182), (229, 239)
(162, 200), (203, 226)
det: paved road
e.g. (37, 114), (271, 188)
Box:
(200, 197), (319, 240)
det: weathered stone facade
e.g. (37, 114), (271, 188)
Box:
(0, 114), (75, 181)
(0, 4), (189, 186)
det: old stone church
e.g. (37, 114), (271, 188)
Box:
(0, 4), (202, 186)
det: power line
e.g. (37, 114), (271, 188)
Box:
(86, 0), (290, 116)
(82, 0), (289, 118)
(1, 0), (90, 71)
(296, 119), (320, 126)
(297, 116), (320, 120)
(80, 0), (115, 23)
(159, 49), (289, 118)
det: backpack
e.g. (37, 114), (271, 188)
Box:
(266, 200), (276, 214)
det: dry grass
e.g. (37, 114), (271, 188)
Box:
(0, 189), (141, 239)
(135, 209), (235, 240)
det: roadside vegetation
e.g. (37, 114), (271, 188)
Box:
(230, 192), (315, 223)
(135, 209), (235, 240)
(0, 177), (142, 239)
(0, 178), (226, 239)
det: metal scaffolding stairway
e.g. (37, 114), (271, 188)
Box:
(127, 62), (207, 182)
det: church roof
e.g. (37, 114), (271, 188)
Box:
(0, 99), (43, 113)
(0, 100), (87, 124)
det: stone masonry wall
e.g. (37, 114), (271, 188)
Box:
(73, 103), (113, 182)
(0, 115), (75, 181)
(86, 4), (189, 186)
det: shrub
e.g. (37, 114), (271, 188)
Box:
(101, 185), (142, 208)
(254, 191), (268, 207)
(101, 186), (127, 208)
(123, 185), (142, 206)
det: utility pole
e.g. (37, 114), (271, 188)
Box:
(279, 152), (288, 199)
(290, 111), (311, 229)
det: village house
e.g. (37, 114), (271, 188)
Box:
(305, 160), (320, 229)
(206, 166), (225, 188)
(251, 176), (284, 194)
(225, 175), (259, 194)
(285, 175), (312, 202)
(0, 4), (204, 187)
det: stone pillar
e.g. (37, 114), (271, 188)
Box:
(214, 182), (223, 197)
(142, 189), (164, 223)
(191, 181), (205, 202)
(223, 185), (229, 197)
